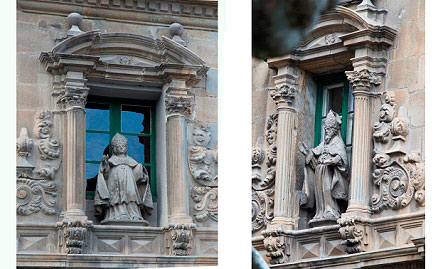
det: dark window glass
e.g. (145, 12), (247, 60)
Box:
(326, 86), (343, 114)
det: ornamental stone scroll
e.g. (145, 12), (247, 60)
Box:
(188, 122), (218, 222)
(16, 110), (61, 217)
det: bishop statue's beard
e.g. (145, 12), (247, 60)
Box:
(324, 128), (337, 143)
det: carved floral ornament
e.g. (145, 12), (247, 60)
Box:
(371, 91), (425, 211)
(16, 110), (62, 216)
(338, 216), (369, 254)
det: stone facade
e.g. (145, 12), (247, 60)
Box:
(16, 0), (217, 267)
(252, 0), (425, 267)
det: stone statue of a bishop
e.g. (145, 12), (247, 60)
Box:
(94, 133), (153, 225)
(299, 110), (349, 227)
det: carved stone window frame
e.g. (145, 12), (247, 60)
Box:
(39, 31), (209, 227)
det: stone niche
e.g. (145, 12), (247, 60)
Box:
(17, 9), (218, 267)
(252, 1), (424, 267)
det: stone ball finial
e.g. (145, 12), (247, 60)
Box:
(169, 22), (184, 37)
(67, 12), (83, 36)
(169, 23), (186, 46)
(67, 12), (83, 26)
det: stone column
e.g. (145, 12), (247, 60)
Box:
(55, 71), (92, 254)
(268, 67), (298, 230)
(338, 69), (381, 254)
(59, 71), (90, 220)
(345, 69), (380, 214)
(165, 84), (194, 224)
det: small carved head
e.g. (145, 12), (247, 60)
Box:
(111, 133), (128, 155)
(192, 124), (211, 147)
(379, 103), (395, 123)
(391, 117), (409, 137)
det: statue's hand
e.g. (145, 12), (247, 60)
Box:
(101, 154), (110, 173)
(299, 142), (309, 155)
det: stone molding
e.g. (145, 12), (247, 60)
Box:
(18, 0), (218, 31)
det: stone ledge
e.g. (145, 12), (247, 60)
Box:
(271, 245), (423, 269)
(17, 0), (217, 31)
(17, 253), (218, 268)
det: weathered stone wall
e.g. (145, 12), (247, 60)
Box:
(251, 0), (425, 227)
(17, 5), (218, 228)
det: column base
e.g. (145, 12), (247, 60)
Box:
(270, 216), (295, 230)
(168, 214), (193, 224)
(346, 204), (371, 215)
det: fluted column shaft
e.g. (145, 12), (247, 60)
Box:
(271, 106), (297, 228)
(166, 114), (192, 223)
(65, 106), (87, 218)
(347, 92), (371, 213)
(345, 69), (381, 214)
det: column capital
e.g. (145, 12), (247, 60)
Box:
(268, 85), (297, 107)
(346, 69), (381, 92)
(165, 95), (193, 116)
(58, 71), (89, 109)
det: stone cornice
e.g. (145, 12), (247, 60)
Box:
(17, 0), (218, 31)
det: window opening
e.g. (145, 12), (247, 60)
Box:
(314, 75), (354, 164)
(85, 97), (157, 202)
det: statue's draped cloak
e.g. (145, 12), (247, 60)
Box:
(301, 134), (349, 216)
(94, 155), (153, 218)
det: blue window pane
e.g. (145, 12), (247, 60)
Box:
(122, 105), (151, 134)
(86, 133), (110, 161)
(86, 103), (109, 131)
(125, 135), (150, 164)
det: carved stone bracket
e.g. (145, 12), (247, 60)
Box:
(191, 187), (218, 222)
(57, 219), (93, 254)
(346, 69), (381, 91)
(338, 216), (369, 254)
(165, 95), (193, 116)
(163, 223), (196, 256)
(269, 85), (297, 106)
(371, 91), (425, 212)
(262, 229), (290, 264)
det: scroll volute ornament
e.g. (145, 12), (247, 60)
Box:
(371, 91), (425, 211)
(262, 229), (289, 264)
